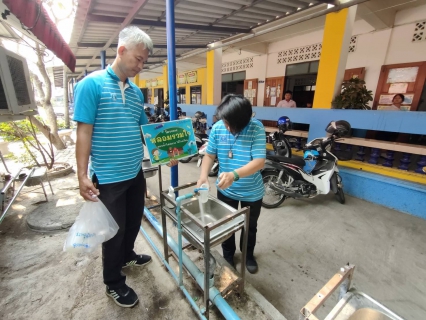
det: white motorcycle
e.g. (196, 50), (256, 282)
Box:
(262, 120), (351, 208)
(197, 139), (219, 176)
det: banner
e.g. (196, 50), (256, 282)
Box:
(187, 71), (197, 83)
(146, 79), (151, 88)
(177, 73), (187, 85)
(141, 119), (197, 165)
(151, 79), (158, 87)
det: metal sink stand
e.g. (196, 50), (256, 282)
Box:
(160, 181), (249, 319)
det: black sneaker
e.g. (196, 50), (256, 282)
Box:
(246, 256), (258, 274)
(105, 284), (139, 308)
(123, 254), (152, 268)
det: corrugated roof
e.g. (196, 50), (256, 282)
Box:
(69, 0), (329, 78)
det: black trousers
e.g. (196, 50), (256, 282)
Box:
(92, 169), (146, 289)
(217, 191), (262, 259)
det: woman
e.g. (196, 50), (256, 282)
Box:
(382, 94), (405, 110)
(197, 94), (266, 274)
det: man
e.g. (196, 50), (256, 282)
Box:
(74, 26), (176, 308)
(277, 90), (297, 108)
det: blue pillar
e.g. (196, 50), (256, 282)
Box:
(100, 50), (106, 69)
(166, 0), (178, 188)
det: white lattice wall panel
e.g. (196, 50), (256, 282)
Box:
(277, 43), (322, 64)
(222, 57), (254, 73)
(349, 36), (357, 53)
(412, 21), (426, 42)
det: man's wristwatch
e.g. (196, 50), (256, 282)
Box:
(232, 170), (240, 181)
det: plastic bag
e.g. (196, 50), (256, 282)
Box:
(63, 199), (119, 254)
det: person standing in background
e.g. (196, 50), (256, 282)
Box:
(277, 90), (297, 108)
(380, 94), (405, 111)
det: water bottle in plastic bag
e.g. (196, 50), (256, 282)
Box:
(63, 198), (119, 254)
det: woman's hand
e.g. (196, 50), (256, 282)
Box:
(197, 177), (209, 188)
(167, 159), (179, 167)
(217, 172), (234, 190)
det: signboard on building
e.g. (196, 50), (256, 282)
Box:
(146, 79), (151, 88)
(177, 73), (187, 85)
(151, 79), (158, 87)
(187, 71), (197, 83)
(158, 79), (164, 86)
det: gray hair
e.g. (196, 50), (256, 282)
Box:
(118, 26), (154, 54)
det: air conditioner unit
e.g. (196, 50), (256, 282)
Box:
(0, 46), (36, 115)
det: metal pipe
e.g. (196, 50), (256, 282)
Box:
(167, 0), (369, 64)
(142, 207), (241, 320)
(139, 226), (208, 320)
(166, 0), (178, 189)
(0, 168), (35, 224)
(175, 193), (195, 286)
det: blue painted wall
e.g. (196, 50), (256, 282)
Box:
(179, 104), (426, 141)
(340, 168), (426, 219)
(179, 104), (426, 218)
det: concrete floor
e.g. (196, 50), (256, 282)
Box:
(146, 158), (426, 320)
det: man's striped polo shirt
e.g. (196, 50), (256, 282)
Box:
(73, 66), (148, 184)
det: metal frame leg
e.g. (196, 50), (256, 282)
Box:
(240, 206), (249, 295)
(39, 178), (48, 202)
(158, 166), (169, 265)
(203, 227), (211, 319)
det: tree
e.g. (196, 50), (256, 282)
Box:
(332, 78), (373, 110)
(23, 0), (77, 150)
(29, 43), (66, 150)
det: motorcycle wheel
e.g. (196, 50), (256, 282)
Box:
(336, 187), (345, 204)
(262, 171), (288, 208)
(179, 156), (193, 163)
(208, 164), (219, 177)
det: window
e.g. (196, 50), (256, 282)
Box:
(285, 61), (319, 76)
(222, 71), (246, 82)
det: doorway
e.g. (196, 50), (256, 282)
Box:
(284, 61), (319, 108)
(221, 71), (246, 98)
(140, 88), (148, 103)
(154, 88), (164, 108)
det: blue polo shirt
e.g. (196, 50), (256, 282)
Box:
(73, 66), (148, 184)
(207, 119), (266, 202)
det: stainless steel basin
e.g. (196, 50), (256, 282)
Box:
(142, 158), (157, 179)
(177, 196), (245, 244)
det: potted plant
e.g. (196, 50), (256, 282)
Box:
(332, 78), (373, 110)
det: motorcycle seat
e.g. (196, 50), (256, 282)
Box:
(266, 155), (305, 167)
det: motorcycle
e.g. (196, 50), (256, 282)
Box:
(268, 116), (293, 158)
(261, 120), (351, 209)
(179, 111), (208, 163)
(196, 138), (219, 176)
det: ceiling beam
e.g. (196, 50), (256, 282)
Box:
(357, 2), (395, 30)
(77, 42), (206, 49)
(209, 0), (269, 26)
(76, 54), (170, 59)
(79, 0), (150, 78)
(76, 61), (161, 67)
(86, 14), (251, 33)
(315, 0), (339, 5)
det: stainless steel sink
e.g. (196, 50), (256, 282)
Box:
(174, 196), (245, 245)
